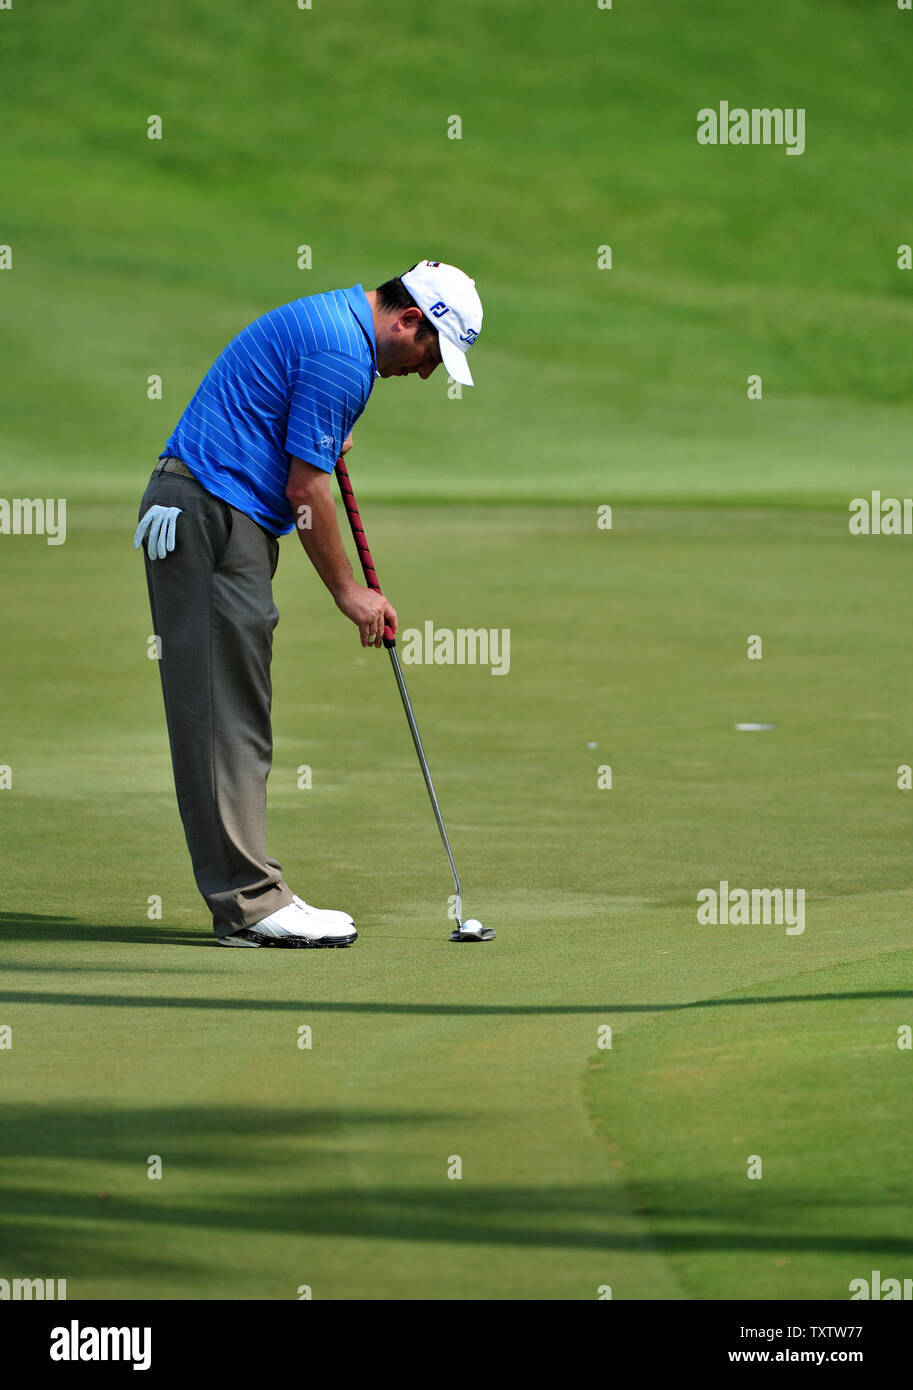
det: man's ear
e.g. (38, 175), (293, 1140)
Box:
(395, 306), (424, 333)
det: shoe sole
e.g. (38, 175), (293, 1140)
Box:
(218, 928), (357, 949)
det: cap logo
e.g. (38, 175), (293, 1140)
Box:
(429, 300), (450, 318)
(459, 328), (479, 344)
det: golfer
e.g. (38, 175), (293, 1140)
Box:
(135, 261), (483, 947)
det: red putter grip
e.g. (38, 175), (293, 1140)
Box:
(334, 457), (396, 647)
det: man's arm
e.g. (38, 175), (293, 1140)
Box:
(285, 454), (398, 649)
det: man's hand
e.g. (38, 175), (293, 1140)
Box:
(334, 579), (398, 648)
(286, 454), (397, 647)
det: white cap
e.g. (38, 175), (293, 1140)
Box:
(400, 260), (482, 386)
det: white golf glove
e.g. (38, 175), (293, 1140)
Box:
(134, 505), (182, 560)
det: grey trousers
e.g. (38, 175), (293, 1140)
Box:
(138, 459), (293, 937)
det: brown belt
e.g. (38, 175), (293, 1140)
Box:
(154, 456), (196, 479)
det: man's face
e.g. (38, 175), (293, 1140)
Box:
(376, 311), (443, 380)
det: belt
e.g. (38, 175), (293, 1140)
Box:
(154, 456), (196, 479)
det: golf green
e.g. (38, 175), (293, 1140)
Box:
(1, 505), (910, 1298)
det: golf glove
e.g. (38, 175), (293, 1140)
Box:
(134, 505), (182, 560)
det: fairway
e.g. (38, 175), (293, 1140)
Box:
(2, 0), (912, 1305)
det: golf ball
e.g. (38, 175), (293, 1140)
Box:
(462, 919), (484, 934)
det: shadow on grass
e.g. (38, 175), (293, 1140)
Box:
(1, 1166), (910, 1258)
(0, 1104), (908, 1294)
(0, 1220), (205, 1285)
(0, 1103), (461, 1165)
(0, 986), (910, 1014)
(0, 910), (206, 947)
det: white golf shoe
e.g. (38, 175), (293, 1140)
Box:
(291, 894), (353, 927)
(219, 897), (357, 948)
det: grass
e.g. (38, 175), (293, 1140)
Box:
(2, 0), (913, 504)
(1, 0), (911, 1299)
(2, 505), (911, 1297)
(584, 955), (913, 1300)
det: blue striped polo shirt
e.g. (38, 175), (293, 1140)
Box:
(160, 285), (377, 536)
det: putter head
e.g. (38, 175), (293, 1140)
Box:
(450, 920), (496, 942)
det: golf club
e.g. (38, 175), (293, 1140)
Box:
(334, 455), (495, 943)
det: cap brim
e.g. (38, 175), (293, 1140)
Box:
(439, 334), (474, 386)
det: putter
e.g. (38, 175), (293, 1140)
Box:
(335, 455), (495, 943)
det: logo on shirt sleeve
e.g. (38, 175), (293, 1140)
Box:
(320, 435), (334, 448)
